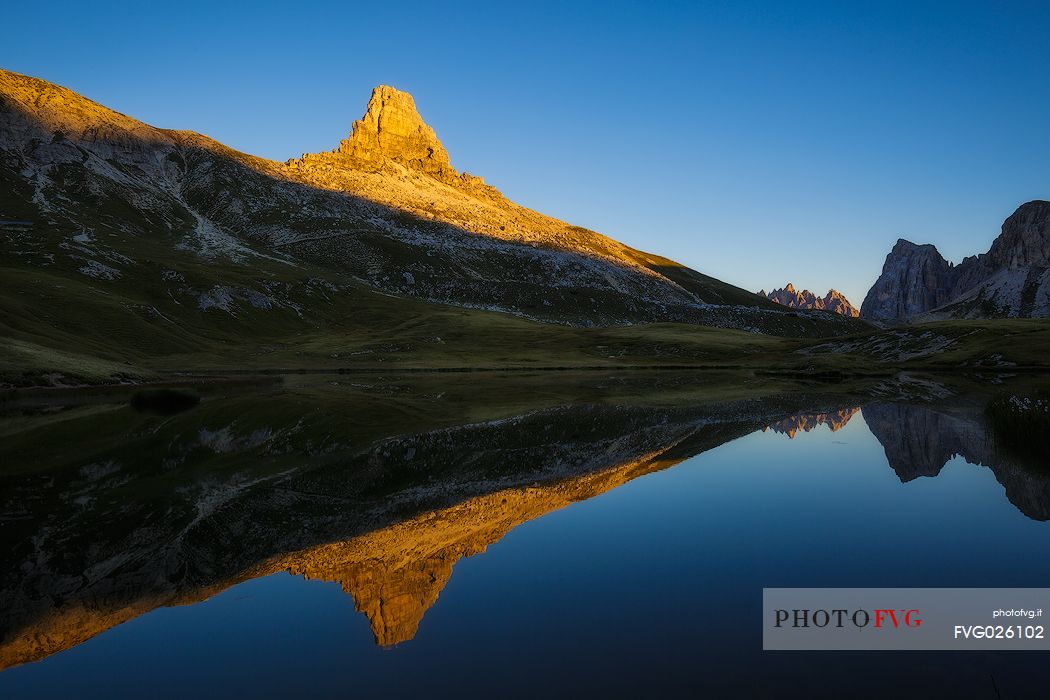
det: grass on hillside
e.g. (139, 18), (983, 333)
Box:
(3, 212), (1050, 387)
(0, 223), (810, 384)
(0, 337), (151, 387)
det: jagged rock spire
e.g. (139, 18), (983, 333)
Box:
(338, 85), (454, 178)
(760, 284), (860, 317)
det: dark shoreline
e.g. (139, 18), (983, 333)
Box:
(6, 362), (1047, 401)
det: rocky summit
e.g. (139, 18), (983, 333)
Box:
(340, 86), (453, 175)
(289, 84), (495, 193)
(859, 241), (957, 322)
(758, 284), (859, 317)
(860, 201), (1050, 322)
(303, 85), (487, 190)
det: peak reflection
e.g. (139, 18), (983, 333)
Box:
(2, 374), (1049, 668)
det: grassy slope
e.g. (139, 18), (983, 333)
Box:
(0, 160), (862, 387)
(3, 225), (1049, 386)
(2, 169), (1046, 386)
(0, 259), (800, 385)
(797, 319), (1050, 372)
(0, 202), (807, 385)
(905, 320), (1050, 368)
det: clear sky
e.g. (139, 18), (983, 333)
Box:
(5, 0), (1048, 305)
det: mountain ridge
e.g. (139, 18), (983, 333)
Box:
(860, 201), (1050, 322)
(0, 67), (867, 385)
(758, 284), (859, 317)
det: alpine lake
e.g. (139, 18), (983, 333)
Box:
(2, 370), (1049, 699)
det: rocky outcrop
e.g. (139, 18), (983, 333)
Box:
(822, 289), (860, 317)
(860, 201), (1050, 322)
(859, 241), (956, 322)
(759, 284), (859, 317)
(338, 86), (453, 177)
(292, 84), (495, 195)
(988, 200), (1050, 270)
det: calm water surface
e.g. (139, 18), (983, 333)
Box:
(1, 375), (1048, 698)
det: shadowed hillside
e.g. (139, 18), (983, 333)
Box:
(0, 69), (870, 388)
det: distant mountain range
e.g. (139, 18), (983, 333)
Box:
(861, 201), (1050, 322)
(758, 284), (859, 317)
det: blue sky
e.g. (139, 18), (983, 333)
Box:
(5, 0), (1048, 304)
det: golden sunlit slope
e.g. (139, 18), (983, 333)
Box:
(0, 66), (867, 367)
(282, 84), (787, 306)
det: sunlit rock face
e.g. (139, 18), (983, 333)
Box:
(337, 85), (454, 179)
(821, 289), (860, 317)
(861, 201), (1050, 322)
(758, 284), (859, 317)
(316, 84), (490, 192)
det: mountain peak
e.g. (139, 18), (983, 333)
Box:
(337, 85), (453, 178)
(988, 199), (1050, 270)
(760, 284), (859, 317)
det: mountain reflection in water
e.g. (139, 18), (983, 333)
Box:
(764, 407), (860, 438)
(1, 372), (1049, 687)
